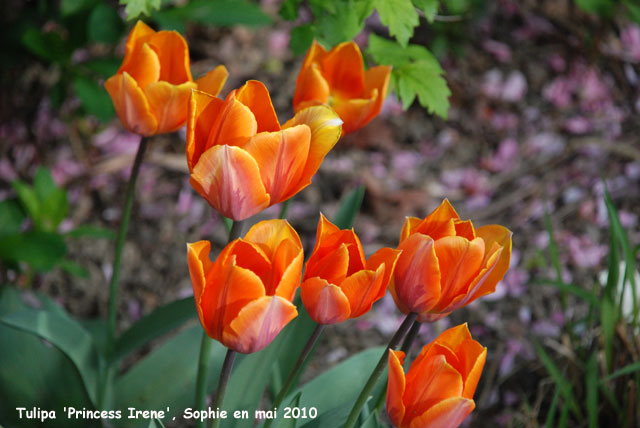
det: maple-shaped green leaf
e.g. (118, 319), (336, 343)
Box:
(368, 33), (439, 66)
(373, 0), (419, 46)
(413, 0), (439, 22)
(395, 60), (450, 117)
(120, 0), (161, 20)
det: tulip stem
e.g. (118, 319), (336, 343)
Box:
(211, 348), (237, 428)
(264, 324), (325, 428)
(342, 312), (418, 428)
(100, 135), (149, 409)
(278, 199), (291, 219)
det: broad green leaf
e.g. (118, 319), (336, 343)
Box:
(82, 58), (121, 78)
(585, 352), (598, 428)
(147, 419), (166, 428)
(73, 75), (116, 122)
(11, 180), (40, 224)
(271, 392), (302, 428)
(114, 325), (226, 419)
(33, 167), (57, 201)
(575, 0), (615, 15)
(333, 185), (365, 230)
(60, 0), (97, 16)
(316, 8), (363, 47)
(34, 167), (68, 231)
(413, 0), (439, 22)
(0, 288), (92, 428)
(0, 230), (67, 272)
(360, 409), (383, 428)
(279, 0), (303, 20)
(368, 33), (441, 67)
(395, 59), (450, 117)
(627, 2), (640, 24)
(66, 225), (115, 239)
(88, 4), (125, 44)
(0, 307), (101, 406)
(114, 297), (197, 361)
(153, 0), (271, 33)
(21, 27), (69, 63)
(0, 199), (25, 237)
(534, 343), (582, 420)
(120, 0), (161, 20)
(294, 347), (386, 428)
(289, 25), (315, 56)
(59, 259), (89, 278)
(374, 0), (419, 46)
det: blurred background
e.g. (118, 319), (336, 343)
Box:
(1, 0), (639, 427)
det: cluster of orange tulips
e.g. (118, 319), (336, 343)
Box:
(106, 21), (512, 428)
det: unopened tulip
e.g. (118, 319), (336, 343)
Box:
(301, 214), (400, 324)
(390, 199), (512, 322)
(387, 323), (486, 428)
(293, 41), (391, 135)
(187, 220), (303, 354)
(105, 21), (227, 136)
(187, 80), (342, 221)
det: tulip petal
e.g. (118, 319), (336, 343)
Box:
(331, 95), (377, 135)
(386, 350), (407, 427)
(293, 63), (330, 109)
(206, 97), (258, 150)
(393, 234), (441, 314)
(196, 65), (228, 96)
(305, 242), (350, 285)
(186, 90), (225, 170)
(364, 65), (392, 119)
(412, 199), (460, 240)
(321, 42), (365, 98)
(243, 219), (302, 259)
(300, 40), (328, 71)
(409, 397), (475, 428)
(366, 247), (402, 293)
(233, 80), (281, 132)
(120, 21), (155, 75)
(243, 125), (311, 204)
(457, 340), (486, 399)
(340, 266), (385, 318)
(432, 323), (472, 349)
(271, 240), (304, 300)
(314, 213), (341, 253)
(190, 145), (270, 220)
(400, 216), (423, 243)
(144, 80), (196, 134)
(475, 225), (513, 296)
(224, 295), (297, 353)
(105, 72), (158, 136)
(301, 277), (350, 324)
(283, 105), (342, 185)
(433, 237), (485, 312)
(227, 239), (272, 289)
(187, 240), (214, 326)
(125, 42), (160, 89)
(454, 220), (476, 240)
(148, 30), (193, 84)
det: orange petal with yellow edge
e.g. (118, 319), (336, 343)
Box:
(300, 40), (328, 72)
(243, 219), (302, 260)
(282, 105), (342, 185)
(400, 216), (424, 243)
(432, 323), (472, 350)
(148, 30), (192, 84)
(104, 72), (157, 136)
(206, 97), (257, 149)
(331, 95), (377, 135)
(233, 80), (281, 132)
(364, 65), (392, 117)
(243, 125), (311, 204)
(190, 145), (270, 221)
(454, 219), (476, 240)
(120, 21), (155, 75)
(293, 63), (330, 109)
(271, 240), (303, 300)
(475, 225), (512, 296)
(305, 242), (350, 285)
(301, 277), (350, 324)
(321, 42), (366, 98)
(409, 397), (475, 428)
(196, 65), (228, 96)
(144, 81), (196, 134)
(386, 350), (407, 427)
(340, 265), (385, 318)
(412, 199), (460, 240)
(366, 247), (402, 293)
(226, 239), (272, 288)
(186, 90), (225, 170)
(124, 42), (160, 89)
(313, 213), (341, 253)
(187, 240), (213, 325)
(223, 295), (297, 353)
(394, 234), (441, 314)
(457, 339), (486, 399)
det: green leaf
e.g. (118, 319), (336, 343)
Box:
(533, 280), (599, 307)
(0, 287), (93, 428)
(374, 0), (419, 46)
(153, 0), (272, 33)
(120, 0), (161, 20)
(575, 0), (615, 16)
(290, 25), (316, 56)
(272, 392), (302, 428)
(66, 225), (115, 239)
(11, 180), (40, 224)
(368, 33), (439, 66)
(147, 419), (166, 428)
(413, 0), (439, 22)
(0, 199), (25, 237)
(34, 167), (68, 231)
(59, 259), (89, 278)
(279, 0), (303, 20)
(0, 307), (102, 406)
(82, 58), (121, 78)
(316, 8), (363, 47)
(88, 4), (125, 44)
(73, 75), (115, 121)
(114, 325), (226, 417)
(603, 361), (640, 381)
(535, 342), (582, 420)
(0, 230), (67, 272)
(601, 296), (616, 371)
(60, 0), (98, 16)
(395, 59), (450, 117)
(585, 352), (598, 428)
(333, 185), (365, 230)
(360, 409), (383, 428)
(544, 386), (560, 428)
(294, 347), (385, 428)
(114, 297), (197, 361)
(21, 27), (69, 63)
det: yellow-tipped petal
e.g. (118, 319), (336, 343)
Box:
(196, 65), (228, 96)
(148, 30), (193, 84)
(104, 72), (158, 136)
(301, 277), (351, 324)
(320, 42), (366, 98)
(386, 350), (407, 427)
(125, 42), (160, 89)
(233, 80), (281, 132)
(186, 90), (225, 170)
(144, 80), (196, 134)
(409, 397), (475, 428)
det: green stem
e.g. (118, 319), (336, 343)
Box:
(264, 324), (325, 428)
(343, 312), (418, 428)
(100, 136), (149, 409)
(211, 349), (237, 428)
(278, 199), (291, 219)
(194, 220), (244, 428)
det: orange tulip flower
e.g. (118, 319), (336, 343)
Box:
(387, 323), (486, 428)
(390, 199), (512, 322)
(293, 41), (391, 135)
(186, 80), (343, 221)
(187, 219), (303, 354)
(105, 21), (227, 136)
(300, 214), (401, 324)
